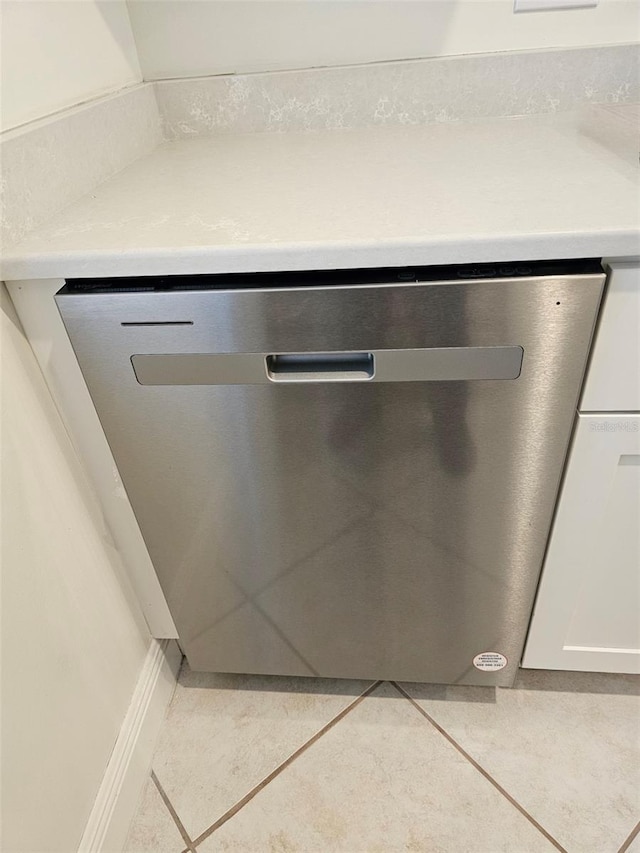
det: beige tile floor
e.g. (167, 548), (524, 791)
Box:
(126, 663), (640, 853)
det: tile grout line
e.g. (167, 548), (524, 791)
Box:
(190, 679), (383, 848)
(618, 820), (640, 853)
(151, 770), (197, 853)
(390, 681), (569, 853)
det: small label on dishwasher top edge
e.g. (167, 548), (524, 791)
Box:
(473, 652), (508, 671)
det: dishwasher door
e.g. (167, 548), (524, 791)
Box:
(56, 269), (604, 686)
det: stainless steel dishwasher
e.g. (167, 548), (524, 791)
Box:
(56, 260), (604, 686)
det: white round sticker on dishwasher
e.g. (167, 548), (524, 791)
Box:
(473, 652), (508, 671)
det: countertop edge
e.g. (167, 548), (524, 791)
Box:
(3, 230), (640, 282)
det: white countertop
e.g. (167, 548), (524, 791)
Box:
(2, 108), (638, 280)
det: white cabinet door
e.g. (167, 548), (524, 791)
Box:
(580, 262), (640, 412)
(523, 413), (640, 673)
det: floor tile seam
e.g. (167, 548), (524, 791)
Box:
(618, 819), (640, 852)
(190, 679), (383, 848)
(390, 681), (569, 853)
(151, 770), (197, 852)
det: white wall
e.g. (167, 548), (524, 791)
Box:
(127, 0), (640, 80)
(0, 0), (141, 132)
(0, 285), (150, 853)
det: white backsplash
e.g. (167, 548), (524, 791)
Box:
(155, 44), (640, 139)
(1, 84), (161, 248)
(1, 44), (637, 250)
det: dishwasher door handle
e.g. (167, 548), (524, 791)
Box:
(266, 352), (375, 382)
(130, 346), (523, 385)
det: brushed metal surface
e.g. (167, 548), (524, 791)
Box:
(56, 274), (604, 686)
(131, 345), (523, 385)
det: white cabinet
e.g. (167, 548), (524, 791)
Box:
(523, 263), (640, 674)
(580, 263), (640, 412)
(523, 414), (640, 673)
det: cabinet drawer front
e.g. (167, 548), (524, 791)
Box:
(581, 262), (640, 412)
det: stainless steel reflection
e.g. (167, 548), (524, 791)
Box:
(56, 272), (604, 686)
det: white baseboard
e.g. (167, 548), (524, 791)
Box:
(78, 638), (182, 853)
